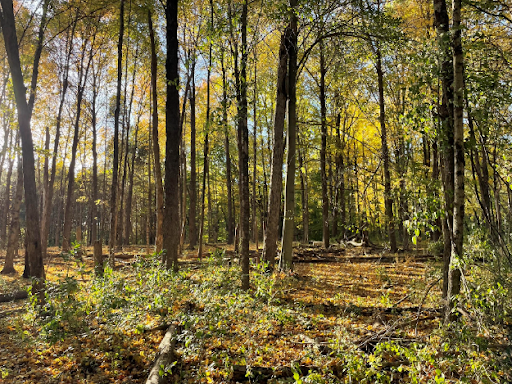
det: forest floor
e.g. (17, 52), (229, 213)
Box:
(0, 244), (510, 383)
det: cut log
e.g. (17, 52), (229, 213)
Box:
(0, 290), (28, 303)
(145, 325), (178, 384)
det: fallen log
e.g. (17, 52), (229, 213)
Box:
(0, 308), (26, 319)
(145, 325), (178, 384)
(0, 290), (28, 303)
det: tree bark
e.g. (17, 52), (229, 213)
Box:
(221, 50), (234, 245)
(0, 0), (45, 280)
(163, 0), (181, 271)
(109, 0), (125, 266)
(280, 0), (298, 271)
(1, 158), (22, 274)
(375, 45), (397, 253)
(433, 0), (455, 299)
(446, 0), (464, 320)
(262, 26), (290, 270)
(62, 39), (93, 252)
(319, 40), (329, 248)
(188, 59), (198, 248)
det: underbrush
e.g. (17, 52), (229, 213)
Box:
(2, 247), (508, 383)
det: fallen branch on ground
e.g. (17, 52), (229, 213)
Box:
(0, 290), (28, 303)
(145, 324), (179, 384)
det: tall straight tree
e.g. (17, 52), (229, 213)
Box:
(319, 39), (329, 248)
(163, 0), (181, 271)
(109, 0), (125, 266)
(221, 48), (234, 245)
(375, 43), (397, 253)
(62, 34), (93, 252)
(433, 0), (455, 299)
(263, 26), (290, 270)
(280, 0), (298, 271)
(237, 0), (250, 289)
(188, 57), (198, 248)
(148, 10), (164, 253)
(0, 0), (46, 280)
(446, 0), (463, 319)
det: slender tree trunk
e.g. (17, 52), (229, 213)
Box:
(1, 157), (22, 274)
(280, 0), (298, 271)
(124, 105), (141, 246)
(221, 50), (234, 245)
(375, 45), (397, 253)
(0, 139), (14, 249)
(319, 41), (329, 248)
(188, 60), (198, 248)
(0, 0), (45, 280)
(233, 0), (251, 288)
(252, 59), (258, 249)
(109, 0), (125, 266)
(163, 0), (181, 271)
(298, 133), (309, 244)
(434, 0), (455, 299)
(197, 58), (211, 260)
(262, 26), (290, 269)
(62, 42), (92, 252)
(148, 11), (164, 254)
(446, 0), (464, 319)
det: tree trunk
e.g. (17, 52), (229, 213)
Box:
(188, 59), (198, 248)
(197, 30), (212, 261)
(148, 11), (164, 254)
(446, 0), (464, 320)
(262, 26), (290, 270)
(1, 158), (22, 274)
(375, 45), (397, 253)
(0, 0), (45, 280)
(319, 40), (329, 248)
(163, 0), (181, 271)
(433, 0), (455, 299)
(109, 0), (125, 266)
(280, 0), (298, 271)
(234, 0), (250, 288)
(62, 40), (92, 252)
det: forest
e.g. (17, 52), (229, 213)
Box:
(0, 0), (511, 382)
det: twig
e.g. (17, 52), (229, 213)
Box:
(415, 277), (442, 336)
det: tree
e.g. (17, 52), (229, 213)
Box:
(0, 0), (45, 280)
(162, 0), (181, 271)
(280, 0), (298, 271)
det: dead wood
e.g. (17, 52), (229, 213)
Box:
(145, 324), (178, 384)
(0, 307), (26, 318)
(0, 290), (28, 303)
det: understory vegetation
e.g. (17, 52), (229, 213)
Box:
(1, 244), (510, 383)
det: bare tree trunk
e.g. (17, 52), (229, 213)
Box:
(375, 45), (397, 253)
(434, 0), (455, 299)
(1, 158), (22, 274)
(0, 137), (14, 249)
(319, 40), (329, 248)
(118, 46), (139, 248)
(262, 26), (290, 270)
(280, 0), (298, 271)
(124, 105), (141, 246)
(62, 39), (93, 252)
(188, 59), (197, 248)
(298, 133), (309, 244)
(109, 0), (125, 266)
(162, 0), (181, 271)
(252, 58), (258, 249)
(0, 0), (45, 280)
(148, 10), (164, 254)
(221, 50), (234, 245)
(446, 0), (464, 319)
